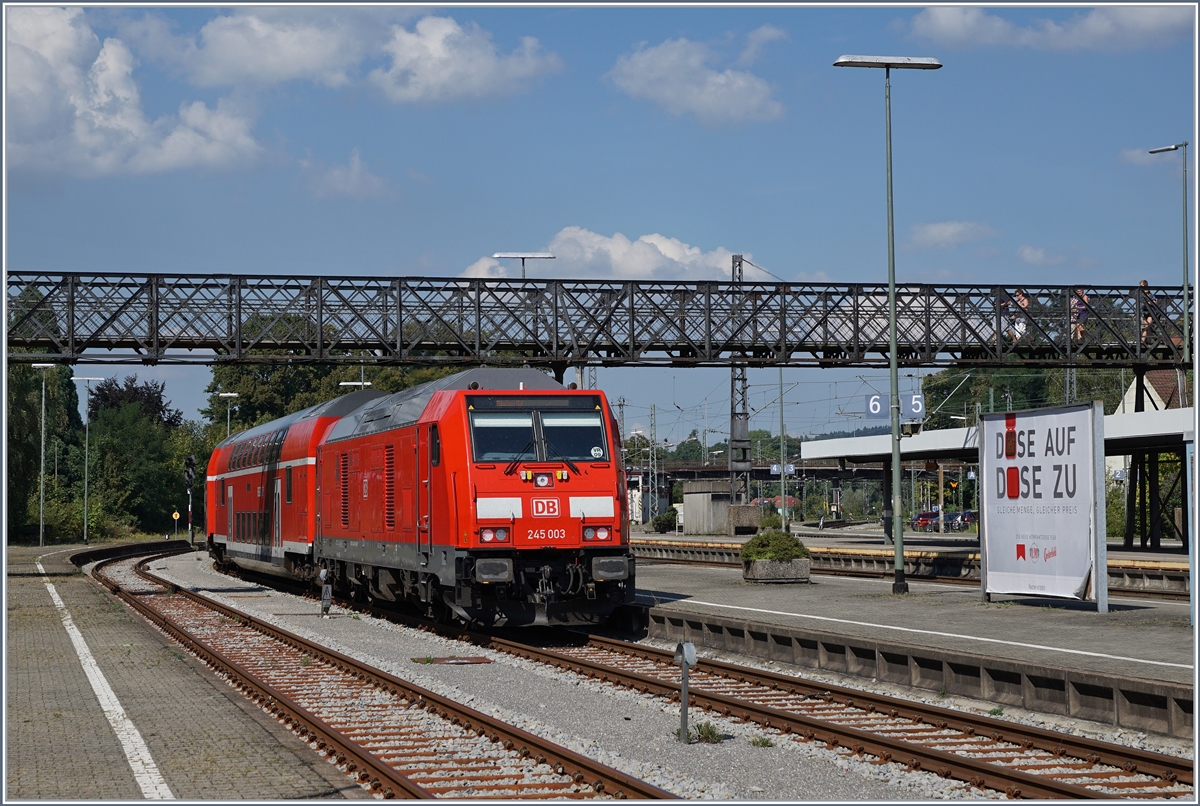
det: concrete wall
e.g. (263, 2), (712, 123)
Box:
(682, 480), (731, 535)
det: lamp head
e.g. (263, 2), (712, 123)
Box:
(834, 55), (942, 70)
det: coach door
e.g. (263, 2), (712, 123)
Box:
(273, 478), (281, 547)
(227, 485), (234, 541)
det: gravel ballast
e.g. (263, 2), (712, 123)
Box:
(140, 552), (1187, 800)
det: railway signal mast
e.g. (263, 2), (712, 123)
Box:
(185, 455), (196, 546)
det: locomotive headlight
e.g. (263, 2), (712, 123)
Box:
(481, 528), (495, 542)
(583, 526), (596, 539)
(495, 528), (509, 542)
(596, 526), (610, 540)
(534, 472), (552, 488)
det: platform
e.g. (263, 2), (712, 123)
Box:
(4, 543), (369, 801)
(632, 525), (1192, 595)
(635, 555), (1195, 738)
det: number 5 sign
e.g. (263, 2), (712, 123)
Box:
(865, 393), (924, 419)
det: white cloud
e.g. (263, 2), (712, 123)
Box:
(909, 6), (1192, 51)
(462, 256), (507, 278)
(120, 8), (401, 89)
(299, 148), (390, 199)
(736, 25), (787, 66)
(6, 7), (260, 176)
(1018, 245), (1065, 266)
(608, 37), (783, 125)
(368, 16), (560, 102)
(462, 227), (772, 281)
(908, 221), (997, 250)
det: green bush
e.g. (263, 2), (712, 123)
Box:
(740, 530), (809, 562)
(650, 507), (678, 534)
(759, 513), (782, 530)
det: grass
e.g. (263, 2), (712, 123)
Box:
(988, 707), (1004, 716)
(750, 736), (774, 747)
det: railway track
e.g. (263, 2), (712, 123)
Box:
(487, 635), (1194, 800)
(148, 550), (1194, 799)
(91, 551), (673, 800)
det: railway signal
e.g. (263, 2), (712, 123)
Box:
(185, 454), (195, 547)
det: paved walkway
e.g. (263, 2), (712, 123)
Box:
(5, 543), (369, 800)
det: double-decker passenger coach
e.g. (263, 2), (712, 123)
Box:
(206, 369), (634, 626)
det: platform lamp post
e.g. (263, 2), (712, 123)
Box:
(835, 54), (942, 594)
(71, 376), (102, 545)
(218, 392), (238, 439)
(1148, 142), (1190, 366)
(491, 252), (555, 280)
(32, 363), (55, 546)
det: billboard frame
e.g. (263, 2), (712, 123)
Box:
(978, 400), (1107, 614)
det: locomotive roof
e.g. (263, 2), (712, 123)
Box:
(325, 367), (564, 442)
(214, 388), (387, 450)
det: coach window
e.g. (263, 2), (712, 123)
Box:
(285, 466), (293, 504)
(430, 424), (441, 466)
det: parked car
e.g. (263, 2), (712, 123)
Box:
(947, 511), (978, 531)
(910, 511), (941, 532)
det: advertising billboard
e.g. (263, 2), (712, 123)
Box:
(979, 402), (1106, 611)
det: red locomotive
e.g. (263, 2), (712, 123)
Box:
(205, 368), (634, 626)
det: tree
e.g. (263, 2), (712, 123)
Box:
(89, 375), (183, 429)
(204, 361), (459, 436)
(7, 363), (82, 540)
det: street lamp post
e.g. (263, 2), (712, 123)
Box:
(835, 54), (942, 594)
(1148, 142), (1190, 365)
(32, 363), (55, 546)
(71, 376), (102, 545)
(218, 392), (239, 439)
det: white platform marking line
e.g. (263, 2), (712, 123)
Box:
(37, 562), (175, 800)
(637, 594), (1193, 670)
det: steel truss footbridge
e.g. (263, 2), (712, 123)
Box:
(6, 272), (1191, 372)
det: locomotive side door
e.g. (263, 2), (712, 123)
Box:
(416, 426), (432, 565)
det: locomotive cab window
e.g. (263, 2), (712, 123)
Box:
(542, 412), (607, 462)
(470, 413), (536, 462)
(467, 396), (608, 463)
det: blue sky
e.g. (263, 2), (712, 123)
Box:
(5, 4), (1195, 445)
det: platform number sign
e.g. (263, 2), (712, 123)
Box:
(865, 393), (924, 419)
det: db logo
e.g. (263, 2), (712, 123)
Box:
(531, 498), (560, 517)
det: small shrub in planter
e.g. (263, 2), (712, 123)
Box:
(740, 531), (810, 561)
(740, 531), (810, 583)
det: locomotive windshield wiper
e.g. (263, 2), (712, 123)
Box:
(544, 441), (581, 475)
(503, 439), (537, 475)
